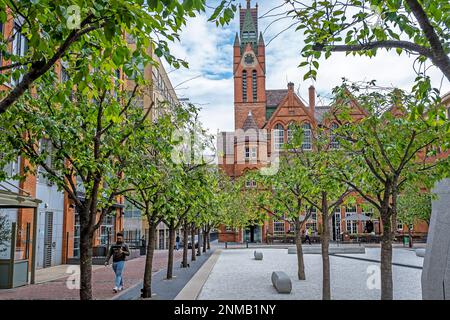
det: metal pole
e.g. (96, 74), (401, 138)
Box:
(30, 208), (38, 285)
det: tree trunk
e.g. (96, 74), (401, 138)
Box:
(202, 228), (207, 253)
(295, 218), (306, 280)
(79, 229), (93, 300)
(142, 223), (156, 298)
(207, 228), (211, 250)
(408, 226), (413, 248)
(197, 228), (202, 256)
(166, 223), (175, 280)
(321, 217), (331, 299)
(321, 193), (331, 300)
(380, 213), (393, 300)
(182, 220), (189, 268)
(191, 226), (196, 261)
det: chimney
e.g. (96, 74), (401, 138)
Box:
(309, 85), (316, 117)
(288, 82), (294, 92)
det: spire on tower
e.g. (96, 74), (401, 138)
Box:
(234, 32), (240, 46)
(258, 32), (264, 45)
(246, 0), (251, 9)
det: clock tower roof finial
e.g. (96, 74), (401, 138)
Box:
(246, 0), (251, 9)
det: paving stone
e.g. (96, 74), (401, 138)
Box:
(197, 248), (422, 300)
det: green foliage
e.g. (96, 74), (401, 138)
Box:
(0, 0), (237, 112)
(288, 0), (449, 89)
(397, 183), (433, 226)
(329, 80), (448, 222)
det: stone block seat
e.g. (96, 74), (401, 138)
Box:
(271, 271), (292, 294)
(254, 251), (263, 260)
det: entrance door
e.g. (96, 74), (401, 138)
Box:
(43, 212), (53, 268)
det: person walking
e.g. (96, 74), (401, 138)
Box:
(176, 234), (180, 251)
(105, 232), (130, 293)
(305, 227), (312, 245)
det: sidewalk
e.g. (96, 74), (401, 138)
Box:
(115, 249), (216, 300)
(0, 250), (182, 300)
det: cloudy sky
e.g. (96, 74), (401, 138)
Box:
(163, 0), (450, 135)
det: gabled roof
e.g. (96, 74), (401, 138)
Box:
(266, 89), (288, 106)
(315, 106), (332, 122)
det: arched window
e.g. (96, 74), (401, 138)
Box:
(302, 122), (312, 150)
(274, 123), (284, 151)
(252, 70), (257, 101)
(242, 70), (247, 102)
(330, 122), (339, 149)
(287, 123), (295, 143)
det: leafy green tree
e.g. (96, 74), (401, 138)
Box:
(330, 80), (448, 299)
(123, 106), (190, 298)
(163, 111), (214, 275)
(285, 124), (352, 299)
(0, 66), (148, 300)
(0, 0), (237, 114)
(287, 0), (450, 82)
(397, 182), (432, 246)
(250, 157), (312, 281)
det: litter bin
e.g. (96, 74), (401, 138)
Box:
(403, 236), (409, 247)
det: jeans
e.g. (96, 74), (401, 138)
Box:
(176, 242), (180, 250)
(112, 261), (125, 288)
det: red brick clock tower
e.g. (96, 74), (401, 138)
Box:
(233, 0), (267, 130)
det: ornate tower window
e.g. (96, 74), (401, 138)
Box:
(302, 122), (312, 150)
(242, 70), (247, 102)
(252, 70), (257, 101)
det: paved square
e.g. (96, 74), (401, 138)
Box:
(198, 248), (422, 300)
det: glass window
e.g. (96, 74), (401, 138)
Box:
(330, 123), (340, 149)
(245, 180), (256, 188)
(274, 124), (284, 151)
(2, 156), (20, 177)
(73, 211), (80, 258)
(306, 207), (317, 232)
(37, 139), (54, 185)
(334, 206), (341, 239)
(273, 220), (285, 235)
(245, 146), (257, 160)
(252, 70), (257, 101)
(11, 21), (28, 85)
(302, 123), (312, 150)
(345, 206), (358, 234)
(99, 215), (114, 246)
(242, 70), (247, 102)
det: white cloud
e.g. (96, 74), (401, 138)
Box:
(163, 0), (450, 134)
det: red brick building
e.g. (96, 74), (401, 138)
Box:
(217, 0), (430, 243)
(0, 12), (123, 273)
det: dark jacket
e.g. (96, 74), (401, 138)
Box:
(106, 243), (130, 263)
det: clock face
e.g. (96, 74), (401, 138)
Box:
(244, 53), (255, 66)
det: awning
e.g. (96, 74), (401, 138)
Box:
(0, 189), (42, 208)
(345, 213), (372, 221)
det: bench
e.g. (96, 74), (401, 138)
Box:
(271, 271), (292, 294)
(254, 251), (263, 260)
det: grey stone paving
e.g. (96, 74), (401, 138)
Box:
(115, 249), (214, 300)
(197, 248), (422, 300)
